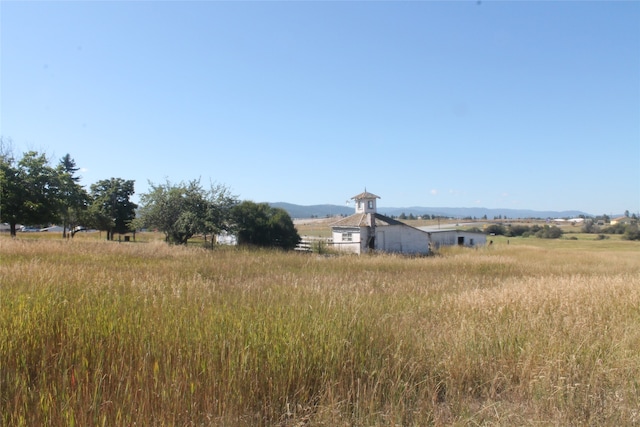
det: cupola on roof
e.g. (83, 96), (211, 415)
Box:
(351, 189), (379, 214)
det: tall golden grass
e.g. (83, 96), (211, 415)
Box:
(1, 236), (639, 425)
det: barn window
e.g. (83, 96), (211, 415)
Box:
(368, 200), (374, 209)
(342, 232), (353, 241)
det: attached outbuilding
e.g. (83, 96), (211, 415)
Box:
(421, 228), (486, 250)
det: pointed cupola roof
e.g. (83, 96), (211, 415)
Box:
(351, 189), (380, 201)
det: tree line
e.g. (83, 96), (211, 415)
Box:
(0, 143), (300, 249)
(484, 221), (639, 241)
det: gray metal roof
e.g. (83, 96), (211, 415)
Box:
(332, 213), (413, 228)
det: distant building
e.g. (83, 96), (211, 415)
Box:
(611, 216), (635, 225)
(331, 191), (486, 254)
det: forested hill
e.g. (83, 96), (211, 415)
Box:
(269, 202), (590, 220)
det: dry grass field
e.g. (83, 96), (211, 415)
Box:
(1, 232), (639, 426)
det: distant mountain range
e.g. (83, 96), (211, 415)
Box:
(270, 202), (591, 220)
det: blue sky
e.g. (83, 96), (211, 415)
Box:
(1, 1), (638, 215)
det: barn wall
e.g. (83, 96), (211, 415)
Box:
(459, 232), (487, 247)
(376, 225), (429, 254)
(428, 231), (487, 248)
(428, 231), (458, 249)
(332, 227), (363, 254)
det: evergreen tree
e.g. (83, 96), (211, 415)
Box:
(57, 154), (89, 237)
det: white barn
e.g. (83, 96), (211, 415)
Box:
(331, 191), (430, 255)
(331, 191), (486, 255)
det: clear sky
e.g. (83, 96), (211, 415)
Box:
(1, 1), (638, 216)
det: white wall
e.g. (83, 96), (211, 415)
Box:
(333, 225), (485, 255)
(427, 230), (486, 249)
(332, 227), (363, 254)
(428, 230), (458, 249)
(376, 225), (429, 254)
(333, 225), (430, 254)
(461, 232), (486, 247)
(355, 197), (377, 214)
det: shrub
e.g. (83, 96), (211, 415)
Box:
(535, 225), (563, 239)
(507, 225), (531, 237)
(602, 223), (627, 235)
(622, 224), (640, 241)
(582, 220), (600, 234)
(484, 224), (506, 236)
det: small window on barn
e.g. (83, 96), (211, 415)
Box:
(368, 200), (373, 209)
(342, 232), (353, 241)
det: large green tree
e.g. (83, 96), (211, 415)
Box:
(0, 144), (17, 235)
(231, 201), (300, 250)
(88, 178), (137, 240)
(138, 179), (237, 245)
(0, 148), (61, 237)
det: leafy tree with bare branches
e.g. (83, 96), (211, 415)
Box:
(138, 179), (237, 245)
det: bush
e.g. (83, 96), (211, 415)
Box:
(535, 225), (563, 239)
(622, 224), (640, 241)
(602, 223), (627, 234)
(485, 224), (506, 236)
(507, 225), (531, 237)
(582, 221), (600, 234)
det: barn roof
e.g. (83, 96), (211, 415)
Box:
(612, 216), (634, 223)
(331, 212), (407, 228)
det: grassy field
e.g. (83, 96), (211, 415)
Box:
(1, 233), (639, 426)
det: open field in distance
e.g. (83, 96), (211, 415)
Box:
(1, 233), (639, 425)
